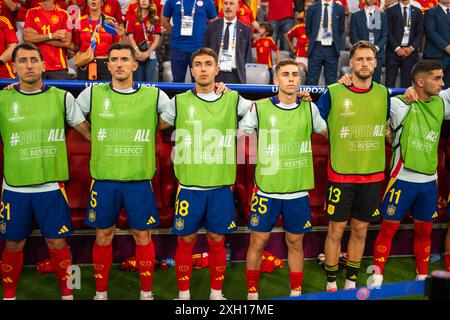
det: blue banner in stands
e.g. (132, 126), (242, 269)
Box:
(271, 281), (426, 300)
(0, 79), (406, 95)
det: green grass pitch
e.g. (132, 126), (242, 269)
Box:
(1, 256), (446, 300)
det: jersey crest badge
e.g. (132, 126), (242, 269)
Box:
(250, 214), (259, 227)
(387, 205), (396, 216)
(88, 209), (96, 222)
(175, 217), (184, 230)
(327, 204), (335, 215)
(51, 15), (60, 25)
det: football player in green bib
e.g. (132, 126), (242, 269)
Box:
(240, 58), (328, 299)
(159, 47), (253, 300)
(318, 41), (390, 291)
(76, 43), (173, 300)
(371, 61), (450, 286)
(0, 43), (90, 300)
(159, 48), (312, 300)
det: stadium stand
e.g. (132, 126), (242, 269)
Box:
(245, 63), (271, 84)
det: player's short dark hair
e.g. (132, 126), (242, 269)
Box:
(12, 43), (43, 62)
(191, 47), (218, 65)
(411, 60), (443, 84)
(259, 22), (273, 37)
(349, 40), (377, 59)
(275, 58), (299, 74)
(108, 42), (136, 61)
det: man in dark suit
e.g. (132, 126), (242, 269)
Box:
(423, 0), (450, 88)
(204, 0), (252, 84)
(305, 0), (346, 85)
(349, 0), (388, 83)
(385, 0), (423, 88)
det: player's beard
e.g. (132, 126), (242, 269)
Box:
(354, 68), (374, 81)
(425, 87), (441, 97)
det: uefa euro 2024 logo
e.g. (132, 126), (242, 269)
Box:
(9, 102), (25, 122)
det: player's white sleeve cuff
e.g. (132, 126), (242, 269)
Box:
(160, 113), (175, 126)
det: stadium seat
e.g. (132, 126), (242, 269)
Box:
(65, 129), (91, 229)
(235, 132), (256, 223)
(279, 50), (290, 60)
(318, 69), (325, 86)
(437, 143), (450, 221)
(341, 66), (351, 76)
(155, 131), (177, 228)
(251, 47), (257, 63)
(299, 69), (307, 85)
(162, 60), (191, 83)
(270, 50), (292, 69)
(338, 50), (351, 78)
(245, 63), (270, 84)
(344, 36), (351, 50)
(184, 67), (192, 83)
(381, 67), (386, 86)
(162, 61), (172, 82)
(309, 134), (329, 226)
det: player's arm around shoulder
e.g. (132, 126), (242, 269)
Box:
(440, 88), (450, 120)
(75, 86), (94, 117)
(386, 96), (410, 145)
(158, 93), (175, 131)
(311, 101), (328, 139)
(389, 95), (410, 127)
(238, 99), (258, 136)
(66, 91), (91, 141)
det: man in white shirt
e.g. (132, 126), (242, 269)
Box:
(0, 43), (90, 300)
(159, 47), (253, 300)
(398, 80), (450, 276)
(371, 60), (450, 286)
(203, 0), (252, 84)
(75, 43), (175, 301)
(240, 58), (327, 300)
(305, 0), (346, 85)
(385, 0), (423, 88)
(349, 0), (389, 83)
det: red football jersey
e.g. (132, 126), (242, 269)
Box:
(126, 12), (161, 44)
(17, 0), (67, 22)
(101, 0), (123, 24)
(268, 0), (294, 21)
(0, 16), (18, 78)
(286, 21), (308, 58)
(82, 0), (123, 24)
(74, 15), (121, 58)
(0, 0), (19, 28)
(334, 0), (348, 8)
(252, 37), (278, 68)
(359, 0), (380, 9)
(24, 6), (71, 71)
(218, 1), (255, 28)
(415, 0), (438, 11)
(125, 0), (162, 22)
